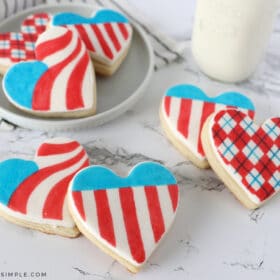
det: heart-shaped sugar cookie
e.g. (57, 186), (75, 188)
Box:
(0, 13), (50, 74)
(202, 109), (280, 209)
(160, 84), (255, 168)
(68, 162), (179, 272)
(0, 138), (89, 237)
(3, 26), (96, 118)
(51, 9), (133, 75)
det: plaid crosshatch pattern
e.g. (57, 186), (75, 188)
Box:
(0, 13), (50, 63)
(21, 13), (49, 35)
(212, 110), (280, 202)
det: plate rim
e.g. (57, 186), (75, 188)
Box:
(0, 3), (154, 131)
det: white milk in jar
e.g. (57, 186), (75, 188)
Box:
(192, 0), (279, 82)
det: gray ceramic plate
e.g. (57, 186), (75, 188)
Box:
(0, 4), (154, 131)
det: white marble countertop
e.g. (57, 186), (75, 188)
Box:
(0, 1), (280, 280)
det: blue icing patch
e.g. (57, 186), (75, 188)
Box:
(72, 162), (177, 191)
(3, 61), (48, 109)
(52, 9), (128, 26)
(0, 159), (38, 206)
(165, 84), (255, 111)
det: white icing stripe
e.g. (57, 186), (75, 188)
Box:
(126, 24), (133, 41)
(215, 103), (227, 113)
(81, 190), (99, 230)
(169, 97), (181, 127)
(156, 186), (175, 229)
(133, 187), (156, 259)
(62, 194), (73, 227)
(115, 23), (132, 58)
(49, 32), (85, 111)
(26, 153), (88, 226)
(81, 60), (94, 108)
(106, 189), (131, 260)
(35, 146), (83, 168)
(111, 23), (126, 48)
(36, 25), (66, 44)
(187, 100), (203, 153)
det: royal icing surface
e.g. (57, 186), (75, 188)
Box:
(3, 26), (95, 114)
(69, 162), (179, 268)
(162, 84), (255, 161)
(0, 13), (50, 66)
(0, 138), (89, 228)
(209, 109), (280, 205)
(51, 9), (133, 64)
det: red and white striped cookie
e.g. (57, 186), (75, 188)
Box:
(160, 84), (255, 168)
(51, 9), (133, 75)
(68, 162), (179, 272)
(0, 13), (50, 75)
(0, 138), (89, 237)
(3, 26), (96, 118)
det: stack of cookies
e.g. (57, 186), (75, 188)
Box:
(0, 9), (133, 118)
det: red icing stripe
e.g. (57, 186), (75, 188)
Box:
(168, 184), (179, 212)
(94, 190), (116, 247)
(177, 99), (192, 138)
(36, 29), (72, 61)
(164, 96), (171, 116)
(32, 38), (82, 110)
(118, 23), (129, 40)
(42, 159), (89, 220)
(144, 186), (165, 243)
(119, 187), (145, 263)
(37, 141), (80, 156)
(197, 102), (216, 156)
(42, 173), (72, 220)
(104, 23), (121, 52)
(248, 110), (255, 119)
(66, 50), (89, 110)
(8, 150), (86, 213)
(92, 25), (114, 60)
(74, 25), (96, 52)
(72, 191), (86, 221)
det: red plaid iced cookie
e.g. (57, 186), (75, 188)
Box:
(160, 84), (255, 168)
(68, 162), (179, 272)
(0, 13), (50, 74)
(51, 9), (133, 75)
(0, 138), (90, 237)
(202, 109), (280, 209)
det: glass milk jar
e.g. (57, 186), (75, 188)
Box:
(192, 0), (279, 82)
